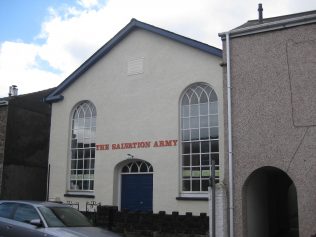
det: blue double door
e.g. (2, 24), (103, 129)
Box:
(121, 174), (153, 212)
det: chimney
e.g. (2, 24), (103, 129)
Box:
(258, 3), (263, 23)
(9, 85), (18, 97)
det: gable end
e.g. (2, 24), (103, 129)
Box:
(45, 19), (222, 103)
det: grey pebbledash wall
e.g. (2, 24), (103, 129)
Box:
(223, 23), (316, 237)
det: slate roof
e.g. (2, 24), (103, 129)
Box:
(46, 19), (222, 103)
(1, 88), (56, 111)
(219, 9), (316, 39)
(235, 10), (316, 30)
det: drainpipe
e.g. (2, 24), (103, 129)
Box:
(226, 32), (234, 237)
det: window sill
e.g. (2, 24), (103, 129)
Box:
(64, 193), (95, 198)
(176, 197), (208, 201)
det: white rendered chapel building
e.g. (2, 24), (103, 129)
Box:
(45, 19), (224, 215)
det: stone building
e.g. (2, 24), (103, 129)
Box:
(219, 8), (316, 237)
(0, 88), (53, 200)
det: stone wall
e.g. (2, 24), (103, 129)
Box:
(0, 105), (8, 196)
(1, 165), (49, 200)
(1, 88), (53, 200)
(95, 206), (209, 237)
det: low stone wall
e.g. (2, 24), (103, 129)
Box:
(93, 206), (209, 237)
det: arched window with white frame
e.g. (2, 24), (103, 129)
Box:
(180, 83), (219, 193)
(69, 101), (96, 191)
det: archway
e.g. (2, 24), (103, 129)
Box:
(120, 160), (153, 212)
(244, 166), (299, 237)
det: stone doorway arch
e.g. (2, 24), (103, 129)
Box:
(243, 166), (299, 237)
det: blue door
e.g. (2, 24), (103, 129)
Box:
(121, 174), (153, 212)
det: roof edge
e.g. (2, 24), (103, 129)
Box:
(45, 19), (138, 103)
(133, 19), (222, 57)
(45, 94), (64, 103)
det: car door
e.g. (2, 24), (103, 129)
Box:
(8, 203), (46, 237)
(0, 202), (18, 237)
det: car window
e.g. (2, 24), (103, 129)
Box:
(13, 204), (40, 223)
(39, 206), (92, 227)
(51, 207), (92, 227)
(38, 207), (65, 227)
(0, 203), (17, 218)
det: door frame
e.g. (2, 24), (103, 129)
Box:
(115, 159), (154, 211)
(120, 173), (153, 211)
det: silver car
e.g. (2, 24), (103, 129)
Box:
(0, 200), (122, 237)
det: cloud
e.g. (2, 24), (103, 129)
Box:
(0, 41), (39, 70)
(77, 0), (100, 9)
(0, 0), (315, 98)
(0, 41), (63, 97)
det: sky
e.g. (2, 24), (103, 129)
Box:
(0, 0), (315, 98)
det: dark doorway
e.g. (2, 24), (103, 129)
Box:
(244, 166), (299, 237)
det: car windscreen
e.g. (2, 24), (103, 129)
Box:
(0, 203), (17, 218)
(38, 206), (92, 227)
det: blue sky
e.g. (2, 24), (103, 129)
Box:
(0, 1), (75, 43)
(0, 0), (315, 97)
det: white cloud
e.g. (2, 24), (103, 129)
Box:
(0, 41), (39, 70)
(0, 0), (315, 98)
(0, 41), (63, 97)
(77, 0), (100, 9)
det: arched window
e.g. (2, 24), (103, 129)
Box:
(69, 101), (96, 191)
(121, 161), (153, 174)
(180, 83), (219, 193)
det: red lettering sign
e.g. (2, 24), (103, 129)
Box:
(96, 139), (177, 151)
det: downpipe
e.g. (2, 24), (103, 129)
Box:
(226, 32), (234, 237)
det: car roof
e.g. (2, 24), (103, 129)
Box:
(0, 200), (69, 208)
